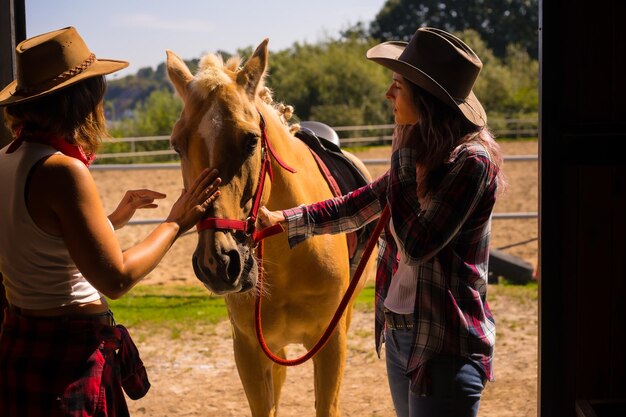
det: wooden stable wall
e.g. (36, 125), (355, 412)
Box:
(0, 0), (25, 146)
(0, 0), (25, 321)
(540, 0), (626, 416)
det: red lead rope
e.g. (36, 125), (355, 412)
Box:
(195, 111), (389, 366)
(255, 204), (391, 366)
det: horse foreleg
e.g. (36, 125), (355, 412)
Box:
(272, 353), (287, 409)
(310, 320), (348, 417)
(232, 331), (279, 417)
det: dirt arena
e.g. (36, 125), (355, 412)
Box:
(93, 140), (538, 416)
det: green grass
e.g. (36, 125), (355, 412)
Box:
(491, 280), (538, 303)
(108, 283), (378, 328)
(354, 285), (376, 311)
(108, 281), (536, 330)
(107, 285), (228, 327)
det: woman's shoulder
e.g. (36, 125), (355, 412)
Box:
(450, 140), (490, 164)
(446, 139), (500, 184)
(31, 153), (95, 199)
(39, 152), (90, 174)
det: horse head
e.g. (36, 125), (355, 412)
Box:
(166, 40), (274, 295)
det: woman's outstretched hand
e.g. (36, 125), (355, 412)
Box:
(108, 189), (167, 230)
(166, 168), (221, 235)
(256, 206), (286, 231)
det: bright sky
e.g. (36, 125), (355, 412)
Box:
(26, 0), (385, 78)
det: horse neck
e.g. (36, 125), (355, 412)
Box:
(258, 105), (311, 209)
(259, 102), (292, 151)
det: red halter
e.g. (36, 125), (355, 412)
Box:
(195, 112), (296, 242)
(194, 111), (389, 367)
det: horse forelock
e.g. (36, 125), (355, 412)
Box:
(190, 53), (273, 100)
(190, 53), (237, 99)
(189, 52), (299, 139)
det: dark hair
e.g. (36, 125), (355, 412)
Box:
(396, 78), (506, 196)
(3, 75), (109, 156)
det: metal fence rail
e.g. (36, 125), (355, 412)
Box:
(123, 211), (538, 226)
(90, 154), (538, 171)
(92, 155), (538, 224)
(95, 122), (538, 224)
(98, 119), (538, 160)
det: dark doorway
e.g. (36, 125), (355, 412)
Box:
(540, 0), (626, 416)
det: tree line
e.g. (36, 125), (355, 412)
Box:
(104, 0), (538, 154)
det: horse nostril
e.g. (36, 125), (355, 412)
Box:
(225, 249), (242, 281)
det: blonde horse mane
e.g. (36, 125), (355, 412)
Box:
(191, 52), (301, 135)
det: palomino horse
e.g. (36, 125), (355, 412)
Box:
(166, 39), (374, 417)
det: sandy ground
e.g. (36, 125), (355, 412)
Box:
(92, 140), (538, 416)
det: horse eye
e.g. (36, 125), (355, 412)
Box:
(245, 133), (259, 155)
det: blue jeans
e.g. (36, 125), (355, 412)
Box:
(385, 327), (485, 417)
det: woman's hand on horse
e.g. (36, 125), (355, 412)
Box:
(108, 189), (167, 230)
(166, 168), (221, 234)
(257, 206), (286, 230)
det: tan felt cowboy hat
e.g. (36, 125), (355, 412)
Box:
(0, 26), (128, 107)
(367, 27), (487, 127)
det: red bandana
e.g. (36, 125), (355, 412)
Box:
(7, 129), (96, 167)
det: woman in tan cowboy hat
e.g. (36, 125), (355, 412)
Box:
(258, 27), (505, 417)
(0, 27), (221, 416)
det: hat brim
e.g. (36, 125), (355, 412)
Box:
(367, 42), (487, 127)
(0, 58), (128, 107)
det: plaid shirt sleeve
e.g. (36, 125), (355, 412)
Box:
(282, 172), (389, 248)
(388, 146), (495, 265)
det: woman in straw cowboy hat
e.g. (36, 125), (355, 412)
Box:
(258, 27), (505, 417)
(0, 27), (221, 416)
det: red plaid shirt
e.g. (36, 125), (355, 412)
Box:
(283, 142), (498, 394)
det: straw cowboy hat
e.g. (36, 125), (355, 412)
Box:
(0, 26), (128, 107)
(367, 27), (487, 127)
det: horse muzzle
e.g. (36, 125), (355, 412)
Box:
(192, 231), (258, 295)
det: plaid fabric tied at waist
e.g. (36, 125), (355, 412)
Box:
(384, 308), (415, 330)
(0, 308), (149, 417)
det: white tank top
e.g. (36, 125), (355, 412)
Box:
(0, 141), (101, 309)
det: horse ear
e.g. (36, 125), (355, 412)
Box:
(237, 39), (269, 98)
(166, 49), (194, 101)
